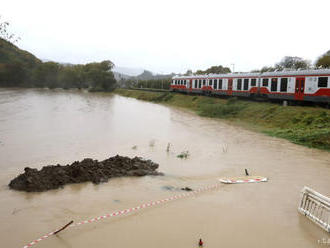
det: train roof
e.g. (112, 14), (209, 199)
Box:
(172, 69), (330, 79)
(172, 72), (260, 79)
(260, 69), (330, 77)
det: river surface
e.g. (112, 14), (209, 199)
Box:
(0, 88), (329, 248)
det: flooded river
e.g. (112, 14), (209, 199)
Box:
(0, 88), (329, 248)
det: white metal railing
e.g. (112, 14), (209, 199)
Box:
(298, 186), (330, 232)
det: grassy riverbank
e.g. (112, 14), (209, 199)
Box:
(115, 89), (330, 151)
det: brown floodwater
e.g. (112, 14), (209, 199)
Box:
(0, 88), (329, 248)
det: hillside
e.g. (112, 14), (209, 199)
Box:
(0, 38), (41, 68)
(0, 38), (41, 87)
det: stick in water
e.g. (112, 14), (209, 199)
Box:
(54, 220), (74, 235)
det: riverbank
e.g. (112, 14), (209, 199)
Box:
(115, 89), (330, 151)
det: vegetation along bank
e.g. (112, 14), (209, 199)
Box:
(115, 89), (330, 151)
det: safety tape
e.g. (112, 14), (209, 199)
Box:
(22, 182), (222, 248)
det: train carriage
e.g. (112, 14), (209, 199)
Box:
(171, 69), (330, 103)
(260, 70), (330, 102)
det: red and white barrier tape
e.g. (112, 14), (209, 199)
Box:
(219, 178), (268, 184)
(22, 182), (222, 248)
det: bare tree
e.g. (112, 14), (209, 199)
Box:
(0, 16), (20, 43)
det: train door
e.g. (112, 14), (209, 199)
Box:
(295, 77), (305, 100)
(189, 79), (192, 92)
(228, 79), (233, 95)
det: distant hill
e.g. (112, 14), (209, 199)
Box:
(113, 71), (131, 81)
(132, 70), (175, 80)
(0, 38), (41, 68)
(113, 66), (144, 76)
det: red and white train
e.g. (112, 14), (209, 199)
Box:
(170, 69), (330, 103)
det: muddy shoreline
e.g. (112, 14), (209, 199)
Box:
(9, 155), (163, 192)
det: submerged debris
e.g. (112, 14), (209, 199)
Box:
(166, 143), (171, 152)
(177, 151), (190, 159)
(161, 185), (176, 191)
(181, 187), (193, 191)
(161, 185), (193, 192)
(9, 155), (163, 192)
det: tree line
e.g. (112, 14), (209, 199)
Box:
(0, 18), (117, 91)
(123, 78), (172, 90)
(0, 37), (117, 91)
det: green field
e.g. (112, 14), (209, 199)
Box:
(115, 89), (330, 151)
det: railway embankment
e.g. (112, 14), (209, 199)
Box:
(115, 89), (330, 151)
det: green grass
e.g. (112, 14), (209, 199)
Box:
(115, 89), (330, 151)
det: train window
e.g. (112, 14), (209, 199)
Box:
(243, 79), (249, 90)
(214, 79), (217, 89)
(209, 79), (213, 86)
(184, 80), (186, 85)
(203, 79), (206, 86)
(199, 80), (202, 88)
(251, 79), (256, 86)
(219, 79), (223, 89)
(271, 78), (278, 92)
(318, 77), (328, 87)
(262, 78), (269, 87)
(280, 78), (288, 92)
(237, 79), (242, 90)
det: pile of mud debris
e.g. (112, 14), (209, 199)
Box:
(9, 155), (163, 192)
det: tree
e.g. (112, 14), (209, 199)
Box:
(32, 62), (61, 88)
(315, 50), (330, 68)
(195, 65), (231, 75)
(0, 16), (20, 43)
(260, 66), (275, 72)
(184, 69), (192, 76)
(0, 62), (26, 87)
(85, 60), (117, 91)
(275, 56), (310, 70)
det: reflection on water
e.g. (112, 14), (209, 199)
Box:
(0, 88), (329, 248)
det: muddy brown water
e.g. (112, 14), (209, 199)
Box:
(0, 88), (329, 248)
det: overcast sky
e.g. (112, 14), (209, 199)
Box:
(2, 0), (330, 74)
